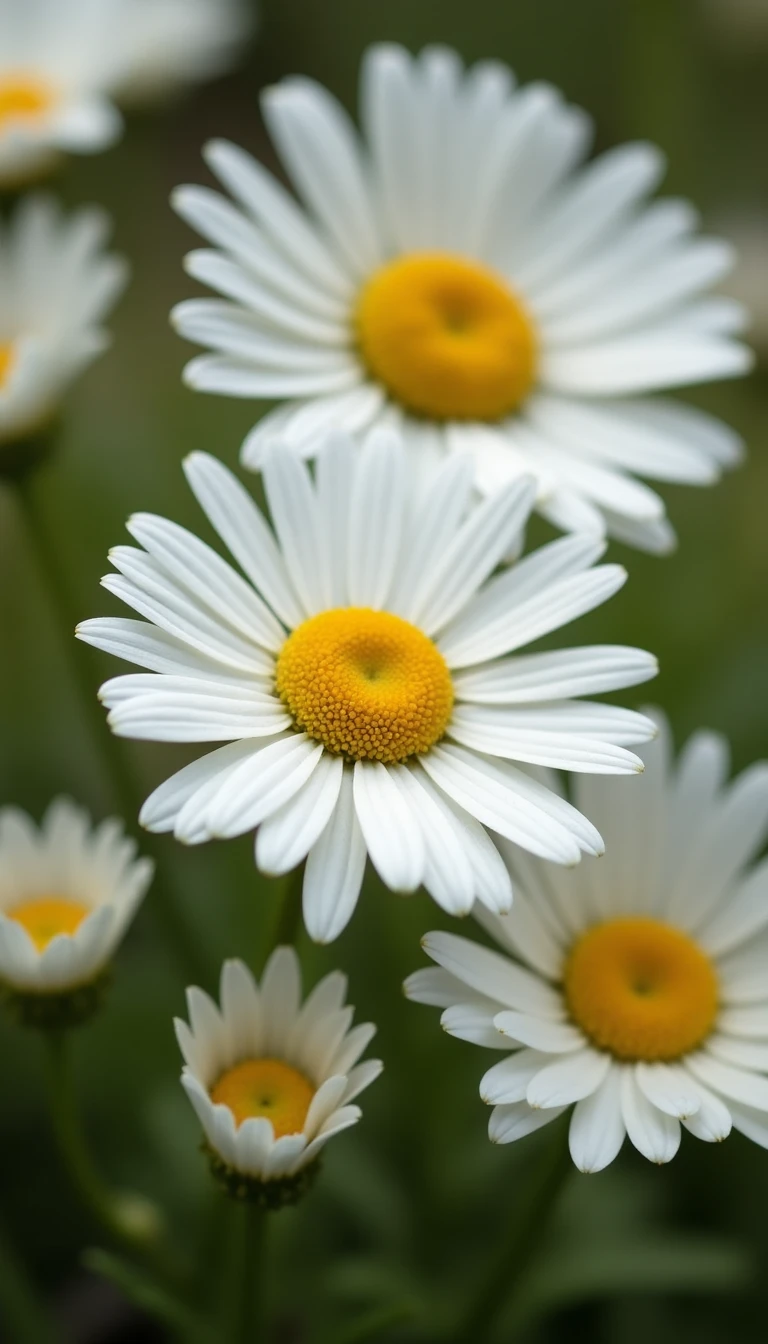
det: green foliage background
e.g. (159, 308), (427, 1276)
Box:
(1, 0), (767, 1339)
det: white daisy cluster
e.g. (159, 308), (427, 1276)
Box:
(173, 43), (751, 553)
(407, 717), (768, 1168)
(3, 19), (766, 1285)
(0, 0), (252, 461)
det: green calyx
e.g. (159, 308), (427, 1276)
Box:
(203, 1143), (322, 1210)
(0, 968), (111, 1029)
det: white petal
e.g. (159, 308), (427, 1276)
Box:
(489, 1101), (567, 1144)
(256, 754), (344, 876)
(493, 1010), (584, 1053)
(526, 1049), (610, 1108)
(422, 929), (563, 1017)
(303, 768), (366, 943)
(568, 1067), (626, 1172)
(209, 736), (323, 838)
(352, 762), (425, 893)
(621, 1068), (681, 1163)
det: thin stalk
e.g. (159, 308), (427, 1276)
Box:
(449, 1119), (572, 1343)
(0, 1215), (58, 1344)
(225, 1202), (267, 1344)
(12, 468), (207, 985)
(335, 1301), (418, 1344)
(268, 863), (305, 953)
(41, 1031), (170, 1274)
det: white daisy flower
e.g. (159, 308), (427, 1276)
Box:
(109, 0), (252, 107)
(406, 714), (768, 1170)
(0, 195), (127, 454)
(0, 797), (152, 1007)
(171, 43), (752, 555)
(0, 0), (251, 186)
(0, 0), (122, 185)
(77, 429), (657, 943)
(175, 950), (381, 1201)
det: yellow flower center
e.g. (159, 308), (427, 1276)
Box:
(0, 76), (53, 131)
(8, 896), (90, 951)
(356, 252), (537, 422)
(275, 607), (454, 764)
(564, 917), (718, 1062)
(210, 1058), (314, 1137)
(0, 344), (15, 390)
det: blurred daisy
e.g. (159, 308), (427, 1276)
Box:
(110, 0), (252, 107)
(0, 0), (251, 186)
(0, 797), (152, 1007)
(172, 43), (751, 554)
(0, 196), (127, 454)
(176, 950), (381, 1201)
(406, 715), (768, 1170)
(77, 430), (657, 943)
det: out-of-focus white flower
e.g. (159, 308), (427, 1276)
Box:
(111, 0), (253, 107)
(0, 0), (252, 185)
(176, 951), (381, 1201)
(77, 431), (658, 944)
(0, 798), (152, 998)
(0, 196), (127, 452)
(406, 714), (768, 1170)
(172, 42), (751, 555)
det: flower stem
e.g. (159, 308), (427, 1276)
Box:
(42, 1030), (166, 1264)
(226, 1201), (267, 1343)
(268, 863), (305, 953)
(449, 1118), (572, 1343)
(12, 466), (208, 985)
(0, 1214), (57, 1344)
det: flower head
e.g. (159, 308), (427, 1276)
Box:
(406, 715), (768, 1169)
(172, 43), (752, 554)
(0, 0), (251, 185)
(78, 429), (657, 941)
(175, 951), (381, 1203)
(0, 798), (152, 1024)
(0, 196), (127, 459)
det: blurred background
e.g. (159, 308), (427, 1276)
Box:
(1, 0), (767, 1339)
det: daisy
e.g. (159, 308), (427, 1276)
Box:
(0, 0), (250, 186)
(0, 0), (121, 185)
(0, 797), (152, 1016)
(171, 43), (752, 555)
(175, 950), (382, 1202)
(0, 195), (127, 456)
(77, 429), (657, 942)
(109, 0), (252, 107)
(406, 714), (768, 1170)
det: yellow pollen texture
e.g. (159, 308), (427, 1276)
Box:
(211, 1058), (314, 1137)
(9, 896), (90, 951)
(275, 607), (454, 764)
(0, 76), (52, 130)
(564, 917), (718, 1062)
(356, 252), (537, 422)
(0, 344), (15, 390)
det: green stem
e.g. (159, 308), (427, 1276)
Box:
(449, 1119), (572, 1343)
(42, 1031), (167, 1266)
(0, 1214), (58, 1344)
(335, 1301), (418, 1344)
(226, 1202), (266, 1344)
(12, 467), (208, 985)
(269, 863), (305, 952)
